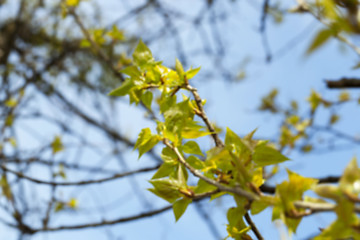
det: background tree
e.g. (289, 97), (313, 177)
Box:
(1, 0), (360, 239)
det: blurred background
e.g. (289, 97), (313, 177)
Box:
(0, 0), (359, 239)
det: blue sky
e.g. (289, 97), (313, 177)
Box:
(1, 0), (360, 239)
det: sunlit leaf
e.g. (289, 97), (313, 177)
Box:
(307, 28), (334, 55)
(185, 67), (201, 80)
(175, 58), (184, 79)
(253, 143), (289, 167)
(338, 91), (350, 102)
(133, 40), (156, 69)
(148, 178), (182, 203)
(134, 128), (160, 158)
(182, 141), (204, 156)
(173, 198), (192, 221)
(5, 98), (17, 108)
(141, 91), (153, 109)
(186, 155), (205, 170)
(108, 79), (135, 97)
(51, 136), (64, 154)
(0, 175), (12, 201)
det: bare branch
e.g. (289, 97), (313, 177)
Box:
(326, 78), (360, 89)
(0, 164), (160, 186)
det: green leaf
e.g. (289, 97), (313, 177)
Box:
(225, 127), (251, 158)
(251, 196), (275, 215)
(330, 114), (340, 125)
(185, 67), (201, 80)
(182, 122), (211, 139)
(338, 91), (350, 102)
(307, 89), (322, 111)
(54, 202), (65, 212)
(67, 198), (78, 209)
(253, 143), (289, 167)
(148, 178), (182, 203)
(194, 178), (217, 194)
(134, 128), (160, 158)
(108, 79), (135, 97)
(314, 184), (341, 200)
(259, 88), (278, 113)
(65, 0), (80, 7)
(186, 155), (205, 170)
(80, 39), (91, 48)
(314, 219), (360, 240)
(175, 58), (185, 79)
(307, 28), (333, 55)
(152, 162), (176, 179)
(141, 91), (153, 109)
(51, 136), (64, 155)
(5, 98), (17, 108)
(275, 170), (318, 233)
(0, 175), (12, 201)
(161, 146), (178, 164)
(176, 164), (188, 186)
(133, 40), (155, 68)
(173, 198), (192, 221)
(226, 207), (251, 239)
(159, 94), (177, 113)
(182, 141), (204, 156)
(339, 157), (360, 196)
(120, 66), (141, 78)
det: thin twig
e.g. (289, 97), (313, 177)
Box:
(244, 212), (264, 240)
(185, 84), (224, 148)
(163, 139), (258, 201)
(0, 164), (159, 186)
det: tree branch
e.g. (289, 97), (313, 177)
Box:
(163, 139), (258, 201)
(245, 212), (264, 240)
(326, 78), (360, 89)
(0, 164), (159, 186)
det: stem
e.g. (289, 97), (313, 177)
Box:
(163, 139), (258, 201)
(185, 84), (224, 148)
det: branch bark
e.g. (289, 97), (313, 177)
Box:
(326, 78), (360, 89)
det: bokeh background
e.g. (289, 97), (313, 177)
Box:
(0, 0), (359, 239)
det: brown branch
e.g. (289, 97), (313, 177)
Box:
(0, 164), (159, 186)
(163, 139), (258, 201)
(32, 205), (172, 233)
(244, 212), (264, 240)
(326, 78), (360, 88)
(29, 190), (216, 233)
(185, 84), (224, 148)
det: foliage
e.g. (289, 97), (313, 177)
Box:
(1, 0), (360, 239)
(109, 38), (360, 239)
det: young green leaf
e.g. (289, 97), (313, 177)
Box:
(108, 79), (135, 97)
(51, 136), (64, 155)
(253, 143), (289, 167)
(186, 155), (205, 170)
(120, 66), (141, 78)
(152, 162), (176, 179)
(175, 58), (185, 79)
(173, 198), (192, 221)
(141, 91), (153, 109)
(185, 67), (201, 80)
(134, 128), (160, 158)
(148, 178), (182, 203)
(182, 141), (204, 156)
(307, 28), (334, 55)
(133, 40), (155, 68)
